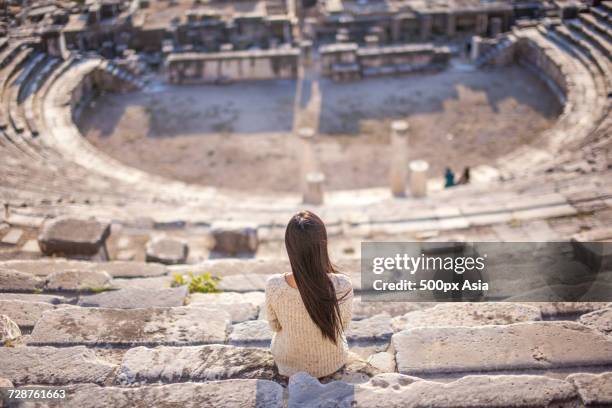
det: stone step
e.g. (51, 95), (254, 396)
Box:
(392, 321), (612, 378)
(391, 303), (542, 332)
(28, 380), (284, 408)
(567, 372), (612, 406)
(28, 307), (230, 347)
(117, 344), (278, 385)
(189, 291), (264, 323)
(579, 306), (612, 336)
(0, 293), (68, 304)
(288, 372), (584, 407)
(0, 300), (73, 329)
(0, 346), (116, 386)
(0, 259), (138, 277)
(77, 287), (188, 309)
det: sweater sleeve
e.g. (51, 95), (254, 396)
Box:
(265, 280), (282, 332)
(335, 276), (354, 331)
(339, 287), (353, 331)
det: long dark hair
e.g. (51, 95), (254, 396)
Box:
(285, 211), (346, 344)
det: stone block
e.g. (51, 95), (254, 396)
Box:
(392, 303), (542, 331)
(0, 300), (72, 329)
(78, 287), (188, 309)
(228, 320), (272, 347)
(45, 380), (283, 408)
(0, 346), (116, 385)
(45, 269), (113, 292)
(392, 321), (612, 377)
(38, 217), (111, 257)
(118, 344), (277, 384)
(347, 314), (393, 344)
(210, 223), (258, 255)
(288, 372), (577, 407)
(0, 268), (43, 292)
(0, 314), (21, 343)
(567, 372), (612, 406)
(579, 306), (612, 336)
(145, 237), (189, 265)
(28, 307), (230, 346)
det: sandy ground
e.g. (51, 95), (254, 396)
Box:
(78, 64), (561, 192)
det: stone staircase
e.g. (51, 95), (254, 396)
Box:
(0, 258), (611, 406)
(474, 34), (518, 67)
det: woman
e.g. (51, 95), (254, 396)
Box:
(265, 211), (353, 378)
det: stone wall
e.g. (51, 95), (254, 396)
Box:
(515, 35), (568, 104)
(320, 42), (450, 80)
(67, 63), (139, 122)
(164, 48), (300, 84)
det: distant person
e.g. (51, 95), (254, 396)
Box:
(444, 167), (455, 188)
(265, 211), (353, 379)
(457, 167), (471, 185)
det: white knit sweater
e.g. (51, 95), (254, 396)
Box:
(265, 273), (353, 378)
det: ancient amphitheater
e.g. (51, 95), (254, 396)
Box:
(0, 0), (611, 406)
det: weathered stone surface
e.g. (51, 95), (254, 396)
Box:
(45, 270), (112, 292)
(118, 344), (277, 384)
(288, 372), (577, 407)
(530, 302), (611, 318)
(190, 291), (263, 322)
(112, 276), (174, 291)
(145, 237), (189, 265)
(0, 293), (67, 304)
(579, 307), (612, 336)
(0, 259), (92, 276)
(216, 274), (270, 292)
(173, 259), (290, 277)
(366, 352), (396, 373)
(0, 314), (21, 343)
(38, 217), (111, 256)
(567, 372), (612, 406)
(0, 300), (72, 328)
(0, 346), (116, 385)
(392, 303), (542, 331)
(78, 287), (188, 309)
(0, 228), (23, 246)
(211, 223), (258, 255)
(352, 297), (429, 320)
(94, 261), (168, 278)
(348, 314), (392, 344)
(0, 260), (167, 278)
(43, 380), (283, 408)
(228, 320), (272, 347)
(392, 321), (612, 376)
(0, 378), (13, 388)
(28, 307), (230, 346)
(0, 268), (43, 292)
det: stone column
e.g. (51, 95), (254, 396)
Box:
(476, 14), (488, 36)
(389, 120), (409, 197)
(303, 172), (325, 205)
(409, 160), (429, 198)
(490, 17), (502, 37)
(391, 17), (402, 42)
(471, 36), (481, 60)
(447, 13), (456, 37)
(298, 126), (316, 175)
(420, 15), (432, 41)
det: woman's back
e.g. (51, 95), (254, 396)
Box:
(265, 272), (353, 378)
